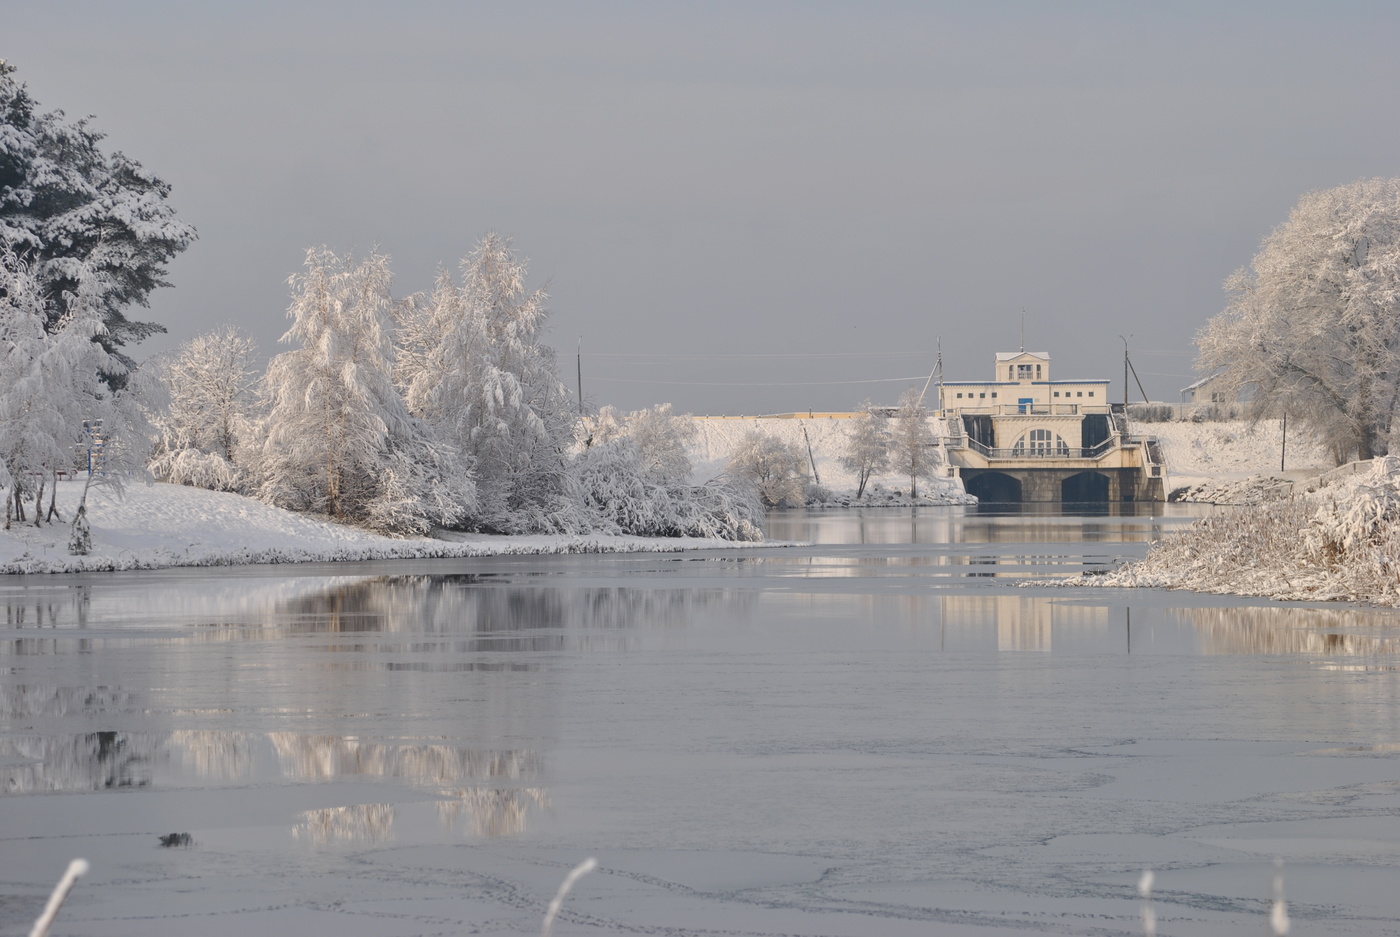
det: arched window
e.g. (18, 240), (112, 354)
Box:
(1011, 429), (1069, 456)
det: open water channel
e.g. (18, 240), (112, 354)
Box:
(5, 505), (1400, 936)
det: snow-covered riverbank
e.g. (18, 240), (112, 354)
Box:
(0, 481), (773, 575)
(1094, 457), (1400, 605)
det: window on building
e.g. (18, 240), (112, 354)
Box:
(1053, 391), (1060, 397)
(1035, 364), (1042, 378)
(1016, 364), (1034, 379)
(1076, 391), (1083, 397)
(1088, 391), (1094, 397)
(956, 393), (963, 398)
(979, 392), (986, 398)
(1011, 428), (1070, 457)
(990, 392), (997, 398)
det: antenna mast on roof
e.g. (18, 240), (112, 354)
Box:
(1020, 309), (1025, 352)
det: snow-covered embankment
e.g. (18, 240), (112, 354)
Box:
(0, 481), (768, 575)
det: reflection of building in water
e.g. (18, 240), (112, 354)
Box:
(940, 596), (1108, 652)
(1182, 606), (1400, 657)
(294, 803), (396, 847)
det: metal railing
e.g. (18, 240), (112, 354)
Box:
(943, 403), (1112, 417)
(946, 435), (1120, 461)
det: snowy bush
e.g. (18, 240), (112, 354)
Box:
(573, 438), (762, 540)
(1103, 457), (1400, 604)
(726, 430), (809, 507)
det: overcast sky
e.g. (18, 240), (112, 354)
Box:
(8, 1), (1400, 413)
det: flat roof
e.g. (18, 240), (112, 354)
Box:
(941, 379), (1110, 386)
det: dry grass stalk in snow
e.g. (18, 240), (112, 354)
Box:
(1103, 456), (1400, 605)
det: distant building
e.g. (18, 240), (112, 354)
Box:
(1180, 372), (1247, 405)
(940, 350), (1162, 504)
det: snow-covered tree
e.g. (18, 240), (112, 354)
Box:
(1198, 178), (1400, 461)
(890, 388), (939, 498)
(148, 325), (258, 491)
(840, 400), (890, 499)
(398, 234), (574, 533)
(254, 247), (474, 534)
(0, 254), (147, 532)
(0, 60), (195, 369)
(624, 404), (695, 484)
(726, 430), (808, 507)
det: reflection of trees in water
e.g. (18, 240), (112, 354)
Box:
(254, 574), (741, 655)
(170, 729), (254, 781)
(0, 572), (745, 658)
(0, 684), (137, 718)
(0, 686), (160, 793)
(266, 733), (539, 786)
(1183, 606), (1400, 656)
(2, 585), (90, 629)
(293, 803), (396, 847)
(0, 731), (161, 793)
(437, 786), (549, 837)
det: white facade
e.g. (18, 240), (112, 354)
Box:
(938, 351), (1109, 412)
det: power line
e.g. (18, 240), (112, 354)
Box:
(592, 375), (931, 387)
(585, 351), (935, 360)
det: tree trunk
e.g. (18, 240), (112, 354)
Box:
(46, 470), (62, 522)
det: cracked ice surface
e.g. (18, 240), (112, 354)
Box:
(3, 506), (1400, 935)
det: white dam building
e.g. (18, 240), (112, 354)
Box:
(938, 351), (1164, 503)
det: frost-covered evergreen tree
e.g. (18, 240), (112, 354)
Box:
(1198, 178), (1400, 461)
(254, 248), (474, 534)
(399, 234), (575, 533)
(0, 60), (195, 369)
(148, 325), (258, 491)
(840, 400), (890, 499)
(727, 430), (808, 507)
(891, 388), (939, 499)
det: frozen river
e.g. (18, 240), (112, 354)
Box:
(5, 505), (1400, 936)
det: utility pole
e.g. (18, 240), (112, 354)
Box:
(1119, 334), (1130, 406)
